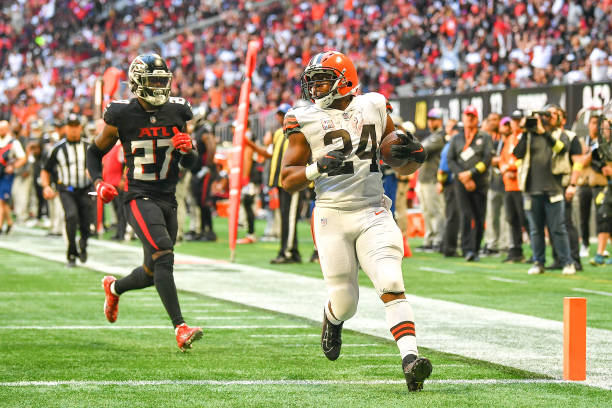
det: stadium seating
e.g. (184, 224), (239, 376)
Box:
(1, 1), (610, 126)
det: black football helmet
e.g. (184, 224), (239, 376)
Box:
(128, 53), (172, 106)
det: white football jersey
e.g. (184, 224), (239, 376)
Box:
(285, 92), (389, 210)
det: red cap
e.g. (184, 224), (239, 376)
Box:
(463, 105), (479, 118)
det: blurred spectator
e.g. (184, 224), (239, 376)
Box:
(483, 112), (509, 255)
(0, 120), (27, 233)
(188, 119), (218, 242)
(575, 114), (604, 258)
(552, 106), (583, 271)
(2, 0), (612, 131)
(447, 106), (493, 262)
(438, 119), (461, 257)
(587, 115), (612, 265)
(499, 112), (527, 263)
(416, 108), (445, 252)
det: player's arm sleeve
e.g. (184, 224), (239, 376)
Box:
(283, 114), (302, 138)
(87, 120), (119, 184)
(179, 145), (198, 169)
(103, 103), (118, 127)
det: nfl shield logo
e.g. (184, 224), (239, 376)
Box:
(321, 218), (327, 226)
(150, 116), (157, 124)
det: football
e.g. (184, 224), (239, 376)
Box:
(379, 131), (409, 168)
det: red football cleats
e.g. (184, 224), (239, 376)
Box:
(96, 181), (118, 204)
(175, 323), (204, 351)
(172, 127), (193, 154)
(102, 276), (119, 323)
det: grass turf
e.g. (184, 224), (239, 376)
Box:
(0, 246), (609, 407)
(173, 218), (612, 330)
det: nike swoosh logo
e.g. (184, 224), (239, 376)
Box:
(375, 210), (384, 215)
(411, 147), (424, 153)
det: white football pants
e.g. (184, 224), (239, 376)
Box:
(312, 199), (405, 321)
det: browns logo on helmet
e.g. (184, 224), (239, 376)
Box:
(300, 51), (359, 108)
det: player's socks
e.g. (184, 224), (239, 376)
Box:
(153, 252), (184, 327)
(114, 266), (154, 295)
(325, 300), (343, 325)
(384, 298), (418, 358)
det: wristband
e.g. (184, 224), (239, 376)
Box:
(305, 163), (321, 181)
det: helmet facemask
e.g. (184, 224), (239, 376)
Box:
(129, 56), (173, 106)
(301, 68), (346, 109)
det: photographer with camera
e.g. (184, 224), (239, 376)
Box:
(513, 109), (575, 275)
(549, 106), (583, 271)
(586, 111), (612, 265)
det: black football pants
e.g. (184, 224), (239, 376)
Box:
(278, 187), (300, 259)
(58, 188), (93, 259)
(115, 197), (184, 327)
(454, 181), (487, 256)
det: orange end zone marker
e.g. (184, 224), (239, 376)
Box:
(563, 297), (586, 381)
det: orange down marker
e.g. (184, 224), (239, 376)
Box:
(563, 297), (586, 381)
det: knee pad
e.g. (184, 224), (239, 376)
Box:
(376, 271), (405, 295)
(152, 251), (174, 279)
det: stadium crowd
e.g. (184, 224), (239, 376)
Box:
(1, 0), (612, 127)
(1, 1), (612, 275)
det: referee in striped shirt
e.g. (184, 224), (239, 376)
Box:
(41, 113), (94, 267)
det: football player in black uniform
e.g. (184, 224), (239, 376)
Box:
(86, 53), (203, 351)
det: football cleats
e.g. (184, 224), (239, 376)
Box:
(402, 354), (432, 392)
(321, 310), (343, 360)
(175, 323), (204, 352)
(128, 53), (172, 106)
(300, 51), (359, 108)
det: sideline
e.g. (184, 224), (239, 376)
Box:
(0, 227), (610, 390)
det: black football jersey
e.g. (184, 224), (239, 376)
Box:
(103, 97), (193, 201)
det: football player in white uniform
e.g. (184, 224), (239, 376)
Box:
(281, 51), (431, 391)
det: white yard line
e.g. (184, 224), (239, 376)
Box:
(194, 316), (274, 320)
(419, 266), (455, 274)
(250, 334), (319, 338)
(572, 288), (612, 297)
(0, 292), (101, 296)
(1, 227), (611, 391)
(0, 325), (309, 330)
(0, 379), (573, 387)
(488, 277), (528, 284)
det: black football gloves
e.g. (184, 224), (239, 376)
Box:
(317, 150), (346, 174)
(390, 132), (427, 163)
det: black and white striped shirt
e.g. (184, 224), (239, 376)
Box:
(44, 139), (90, 189)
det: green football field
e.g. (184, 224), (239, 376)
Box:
(0, 219), (611, 407)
